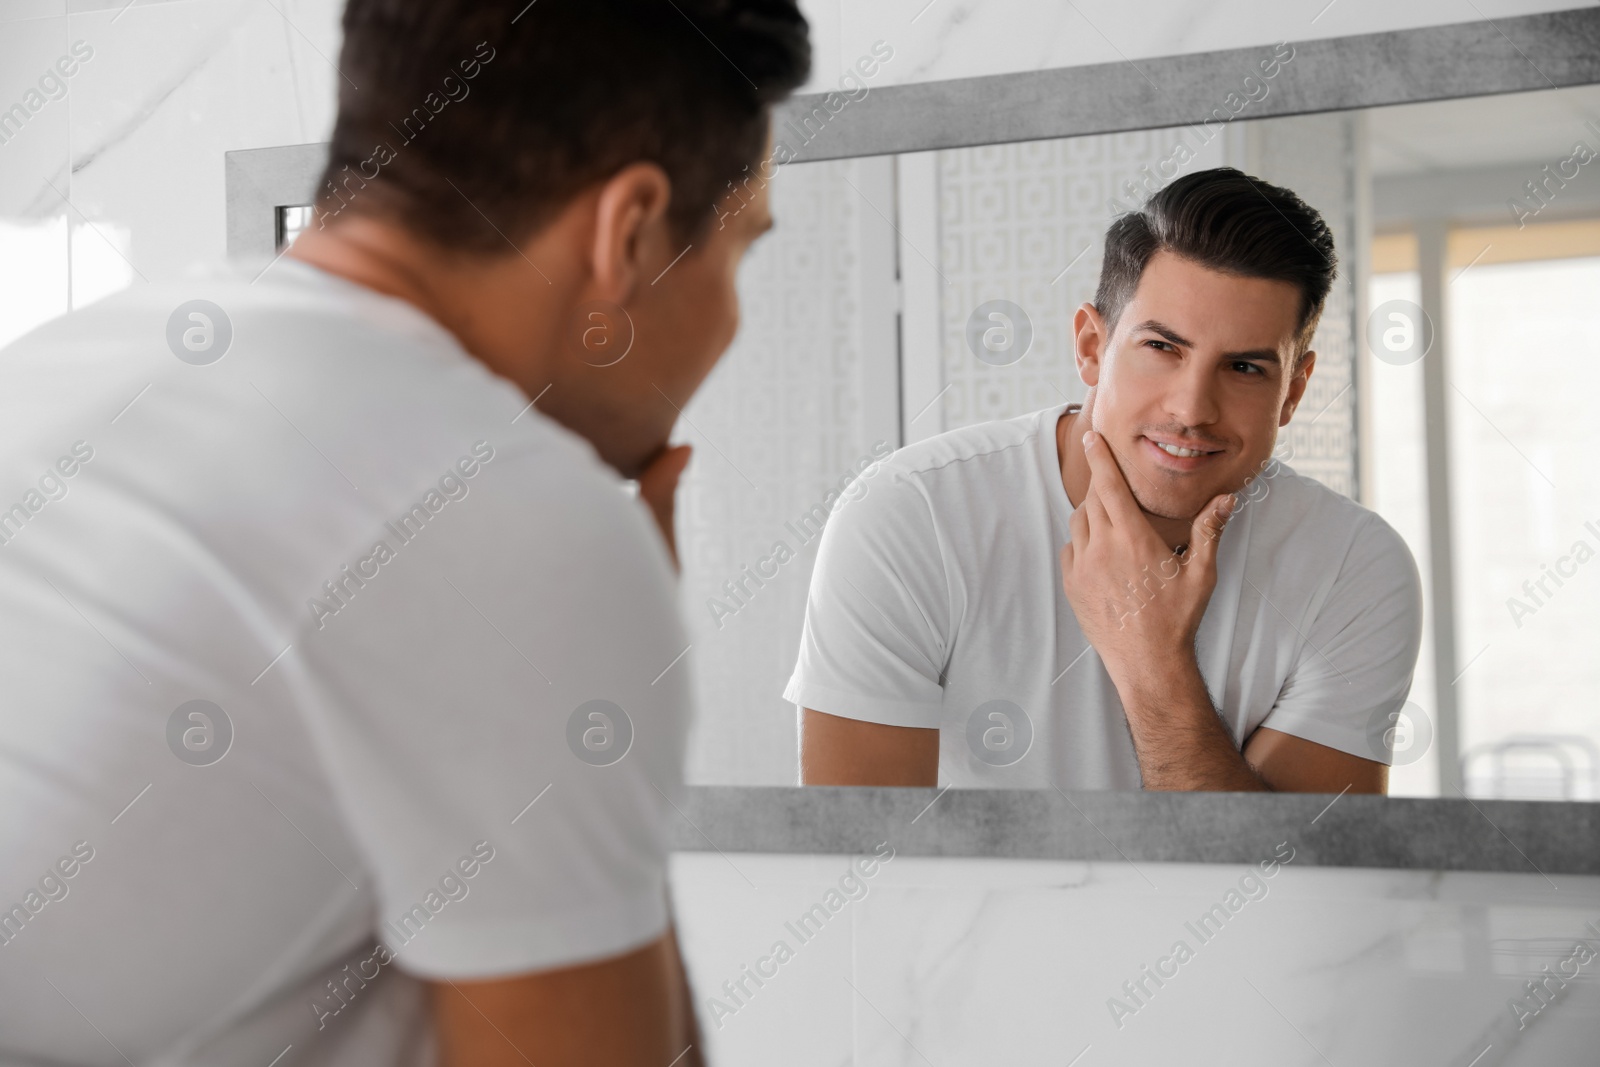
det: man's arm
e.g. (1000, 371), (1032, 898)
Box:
(1116, 657), (1387, 792)
(428, 450), (709, 1067)
(799, 707), (939, 786)
(431, 927), (702, 1067)
(801, 688), (1386, 792)
(1244, 725), (1387, 793)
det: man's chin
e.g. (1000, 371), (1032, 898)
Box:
(1129, 485), (1227, 525)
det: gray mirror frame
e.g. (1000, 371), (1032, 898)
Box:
(225, 7), (1600, 875)
(775, 7), (1600, 164)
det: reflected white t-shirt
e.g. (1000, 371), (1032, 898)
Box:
(785, 402), (1424, 788)
(0, 258), (689, 1065)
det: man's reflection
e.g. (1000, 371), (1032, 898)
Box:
(789, 167), (1423, 794)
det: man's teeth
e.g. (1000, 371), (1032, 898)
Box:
(1155, 441), (1209, 458)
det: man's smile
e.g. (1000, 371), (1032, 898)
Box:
(1139, 433), (1227, 472)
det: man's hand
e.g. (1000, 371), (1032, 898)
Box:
(636, 443), (692, 571)
(1057, 430), (1386, 794)
(1059, 428), (1252, 792)
(1059, 429), (1234, 693)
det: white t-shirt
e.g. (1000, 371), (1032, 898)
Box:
(785, 401), (1424, 788)
(0, 258), (690, 1066)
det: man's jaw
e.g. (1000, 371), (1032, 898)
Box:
(1122, 433), (1242, 532)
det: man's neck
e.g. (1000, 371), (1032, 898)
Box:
(287, 219), (454, 332)
(1055, 400), (1193, 552)
(285, 216), (571, 402)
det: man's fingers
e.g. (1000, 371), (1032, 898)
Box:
(1068, 495), (1090, 553)
(638, 443), (693, 502)
(1083, 476), (1112, 534)
(1186, 492), (1235, 572)
(1081, 430), (1142, 528)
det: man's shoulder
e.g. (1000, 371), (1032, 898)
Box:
(1246, 462), (1411, 568)
(818, 407), (1061, 561)
(4, 257), (583, 489)
(880, 406), (1057, 482)
(0, 260), (644, 600)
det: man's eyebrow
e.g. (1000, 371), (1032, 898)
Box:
(1131, 320), (1195, 349)
(1130, 319), (1282, 366)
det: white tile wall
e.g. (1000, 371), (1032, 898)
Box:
(1, 11), (75, 347)
(0, 0), (340, 348)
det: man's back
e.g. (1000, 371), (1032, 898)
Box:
(0, 259), (691, 1064)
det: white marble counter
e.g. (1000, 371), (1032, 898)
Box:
(672, 851), (1600, 1066)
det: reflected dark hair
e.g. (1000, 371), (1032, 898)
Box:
(315, 0), (810, 252)
(1093, 167), (1337, 359)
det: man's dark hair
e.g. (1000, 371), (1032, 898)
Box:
(1093, 167), (1337, 359)
(314, 0), (810, 252)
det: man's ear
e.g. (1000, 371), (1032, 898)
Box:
(1073, 303), (1108, 387)
(590, 162), (673, 305)
(1280, 350), (1316, 426)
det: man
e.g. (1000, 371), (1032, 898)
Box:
(791, 167), (1423, 794)
(0, 2), (806, 1064)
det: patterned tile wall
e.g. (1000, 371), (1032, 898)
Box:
(678, 157), (885, 784)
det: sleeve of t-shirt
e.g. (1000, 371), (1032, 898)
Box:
(288, 433), (690, 980)
(783, 466), (951, 728)
(1256, 512), (1424, 764)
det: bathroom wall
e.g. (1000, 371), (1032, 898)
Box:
(1, 0), (345, 349)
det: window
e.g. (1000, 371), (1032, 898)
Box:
(1365, 219), (1600, 799)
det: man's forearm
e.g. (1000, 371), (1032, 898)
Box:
(1113, 656), (1270, 791)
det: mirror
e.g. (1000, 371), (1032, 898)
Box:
(640, 81), (1600, 800)
(262, 28), (1600, 805)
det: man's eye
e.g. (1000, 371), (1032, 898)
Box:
(1233, 361), (1264, 375)
(1145, 339), (1174, 352)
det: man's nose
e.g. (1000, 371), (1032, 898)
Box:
(1164, 361), (1221, 430)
